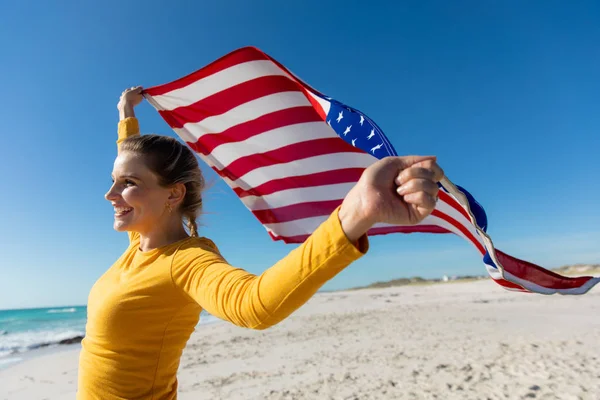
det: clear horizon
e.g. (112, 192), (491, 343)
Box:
(1, 1), (599, 310)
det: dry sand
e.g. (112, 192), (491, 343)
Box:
(1, 280), (599, 400)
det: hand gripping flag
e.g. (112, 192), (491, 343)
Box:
(141, 46), (599, 295)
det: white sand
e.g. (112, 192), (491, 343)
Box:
(1, 280), (599, 400)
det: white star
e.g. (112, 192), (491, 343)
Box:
(327, 120), (331, 126)
(343, 125), (352, 136)
(370, 143), (383, 154)
(336, 111), (343, 123)
(359, 115), (364, 126)
(367, 129), (375, 140)
(351, 138), (357, 146)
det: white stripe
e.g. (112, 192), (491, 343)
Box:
(261, 212), (473, 243)
(500, 270), (596, 295)
(240, 182), (353, 211)
(219, 152), (377, 190)
(438, 178), (488, 248)
(200, 141), (482, 251)
(150, 60), (291, 111)
(439, 179), (586, 294)
(490, 278), (528, 292)
(419, 214), (473, 244)
(435, 201), (485, 247)
(207, 122), (337, 171)
(367, 217), (449, 231)
(305, 90), (331, 115)
(239, 175), (484, 250)
(489, 255), (600, 295)
(484, 262), (504, 280)
(241, 188), (478, 248)
(240, 182), (483, 250)
(263, 215), (325, 237)
(260, 207), (600, 294)
(487, 251), (598, 294)
(173, 91), (311, 143)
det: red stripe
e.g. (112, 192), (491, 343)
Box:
(187, 107), (323, 156)
(253, 200), (342, 224)
(215, 138), (365, 181)
(438, 191), (470, 221)
(302, 91), (326, 120)
(492, 278), (527, 291)
(431, 209), (485, 254)
(233, 168), (366, 198)
(495, 250), (595, 290)
(268, 225), (453, 244)
(259, 47), (331, 118)
(267, 231), (305, 243)
(251, 196), (481, 228)
(367, 225), (451, 236)
(158, 75), (303, 129)
(143, 47), (268, 96)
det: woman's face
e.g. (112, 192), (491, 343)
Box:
(105, 151), (172, 235)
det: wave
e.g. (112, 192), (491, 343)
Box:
(0, 329), (85, 357)
(0, 350), (13, 358)
(47, 308), (77, 314)
(0, 311), (219, 361)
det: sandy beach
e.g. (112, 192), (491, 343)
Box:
(1, 280), (599, 400)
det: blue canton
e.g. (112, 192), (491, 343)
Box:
(322, 96), (398, 160)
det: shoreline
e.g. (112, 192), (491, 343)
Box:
(2, 280), (599, 399)
(0, 316), (225, 372)
(0, 342), (82, 371)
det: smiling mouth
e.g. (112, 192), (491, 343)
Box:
(114, 207), (133, 217)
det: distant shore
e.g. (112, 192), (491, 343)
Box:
(343, 263), (600, 291)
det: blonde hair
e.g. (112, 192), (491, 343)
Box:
(120, 135), (204, 236)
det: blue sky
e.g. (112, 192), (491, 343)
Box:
(1, 1), (599, 310)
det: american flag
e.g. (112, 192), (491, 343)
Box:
(142, 46), (599, 295)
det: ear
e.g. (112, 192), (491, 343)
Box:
(167, 183), (187, 209)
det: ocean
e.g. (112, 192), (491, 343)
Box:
(0, 306), (221, 369)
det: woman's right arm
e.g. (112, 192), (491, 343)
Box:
(116, 86), (143, 152)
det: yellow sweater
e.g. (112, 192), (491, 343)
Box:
(76, 118), (369, 399)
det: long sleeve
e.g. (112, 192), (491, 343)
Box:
(170, 207), (369, 330)
(117, 117), (140, 152)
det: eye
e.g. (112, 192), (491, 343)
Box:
(125, 179), (136, 186)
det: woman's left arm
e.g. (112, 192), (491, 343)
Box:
(171, 205), (368, 330)
(171, 155), (444, 330)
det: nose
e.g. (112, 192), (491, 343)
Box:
(105, 183), (120, 202)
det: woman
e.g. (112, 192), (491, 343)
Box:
(77, 86), (444, 399)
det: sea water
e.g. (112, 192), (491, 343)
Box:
(0, 306), (220, 369)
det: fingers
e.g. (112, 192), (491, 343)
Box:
(402, 191), (438, 211)
(121, 86), (143, 96)
(118, 86), (144, 111)
(395, 160), (444, 185)
(393, 157), (444, 220)
(397, 178), (439, 217)
(396, 178), (438, 198)
(414, 159), (444, 182)
(395, 155), (437, 169)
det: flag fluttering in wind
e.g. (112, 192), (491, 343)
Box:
(141, 46), (599, 295)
